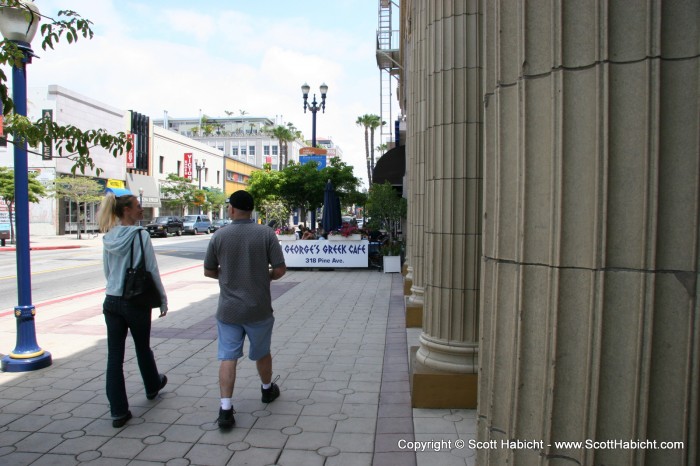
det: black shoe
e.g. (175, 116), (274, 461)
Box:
(261, 382), (280, 403)
(112, 411), (132, 428)
(218, 408), (235, 429)
(147, 374), (167, 400)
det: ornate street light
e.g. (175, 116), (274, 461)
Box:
(0, 0), (52, 372)
(195, 159), (205, 214)
(301, 82), (328, 148)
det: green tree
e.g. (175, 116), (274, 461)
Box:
(0, 2), (131, 175)
(248, 166), (284, 205)
(263, 124), (301, 169)
(365, 181), (406, 242)
(319, 157), (361, 206)
(160, 174), (197, 216)
(279, 161), (324, 224)
(52, 175), (103, 239)
(258, 198), (291, 227)
(0, 166), (47, 244)
(204, 187), (227, 216)
(355, 114), (385, 186)
(248, 159), (362, 227)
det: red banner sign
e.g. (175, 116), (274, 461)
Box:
(126, 134), (135, 168)
(184, 153), (193, 179)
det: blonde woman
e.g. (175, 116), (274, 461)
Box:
(97, 191), (168, 428)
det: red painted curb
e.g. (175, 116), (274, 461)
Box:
(0, 263), (203, 318)
(0, 245), (83, 252)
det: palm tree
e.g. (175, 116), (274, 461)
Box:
(356, 114), (384, 185)
(367, 115), (385, 176)
(356, 114), (373, 184)
(263, 125), (295, 169)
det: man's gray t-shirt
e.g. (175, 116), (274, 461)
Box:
(204, 219), (285, 324)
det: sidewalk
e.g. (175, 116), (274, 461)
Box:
(0, 235), (475, 466)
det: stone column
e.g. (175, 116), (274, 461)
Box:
(409, 0), (482, 408)
(403, 0), (427, 329)
(478, 1), (700, 465)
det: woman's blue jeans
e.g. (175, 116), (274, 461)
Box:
(103, 295), (161, 419)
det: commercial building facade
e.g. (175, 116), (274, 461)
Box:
(153, 116), (307, 171)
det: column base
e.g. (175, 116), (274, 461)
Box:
(405, 297), (422, 328)
(409, 346), (477, 408)
(403, 276), (413, 296)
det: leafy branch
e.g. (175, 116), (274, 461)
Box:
(0, 2), (130, 174)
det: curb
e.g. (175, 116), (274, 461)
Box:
(0, 245), (83, 252)
(0, 263), (202, 318)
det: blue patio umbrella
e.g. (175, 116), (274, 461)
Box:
(321, 179), (342, 233)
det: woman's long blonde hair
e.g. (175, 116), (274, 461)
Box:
(97, 193), (136, 232)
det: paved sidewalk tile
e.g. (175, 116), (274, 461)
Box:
(0, 252), (472, 465)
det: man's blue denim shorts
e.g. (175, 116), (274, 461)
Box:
(217, 315), (274, 361)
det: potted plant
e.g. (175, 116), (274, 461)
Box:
(365, 181), (407, 272)
(328, 222), (361, 240)
(276, 226), (297, 240)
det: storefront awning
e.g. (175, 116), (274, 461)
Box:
(373, 145), (405, 187)
(125, 173), (161, 208)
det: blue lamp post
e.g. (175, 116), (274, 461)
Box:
(301, 83), (328, 227)
(0, 0), (52, 372)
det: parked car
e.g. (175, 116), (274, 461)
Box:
(210, 219), (231, 232)
(145, 216), (183, 237)
(182, 215), (212, 235)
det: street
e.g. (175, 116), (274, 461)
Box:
(0, 234), (212, 312)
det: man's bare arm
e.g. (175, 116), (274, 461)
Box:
(270, 264), (286, 280)
(204, 267), (219, 279)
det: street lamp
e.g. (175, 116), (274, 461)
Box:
(195, 159), (205, 214)
(301, 82), (328, 147)
(138, 187), (144, 206)
(0, 0), (52, 372)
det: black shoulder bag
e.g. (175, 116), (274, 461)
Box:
(122, 229), (163, 308)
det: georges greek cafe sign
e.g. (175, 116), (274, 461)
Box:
(281, 240), (369, 268)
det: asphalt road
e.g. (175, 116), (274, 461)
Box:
(0, 234), (212, 312)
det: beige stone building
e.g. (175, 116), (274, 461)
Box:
(391, 1), (699, 465)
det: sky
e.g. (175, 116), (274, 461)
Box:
(19, 0), (397, 189)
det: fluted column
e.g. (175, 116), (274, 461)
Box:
(478, 1), (700, 465)
(404, 0), (427, 325)
(409, 0), (482, 408)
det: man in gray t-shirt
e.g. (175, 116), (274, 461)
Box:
(204, 190), (286, 429)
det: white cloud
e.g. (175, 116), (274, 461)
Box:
(10, 0), (394, 188)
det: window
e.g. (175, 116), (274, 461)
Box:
(263, 145), (270, 156)
(226, 170), (234, 181)
(217, 171), (220, 184)
(159, 156), (164, 174)
(177, 160), (181, 176)
(204, 168), (209, 183)
(249, 145), (256, 156)
(272, 145), (278, 156)
(231, 146), (238, 156)
(240, 146), (247, 156)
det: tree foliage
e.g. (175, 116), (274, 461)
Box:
(0, 166), (47, 243)
(247, 158), (362, 226)
(355, 114), (384, 186)
(262, 123), (302, 169)
(160, 174), (196, 216)
(205, 187), (227, 215)
(52, 175), (102, 238)
(365, 181), (406, 241)
(0, 2), (131, 175)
